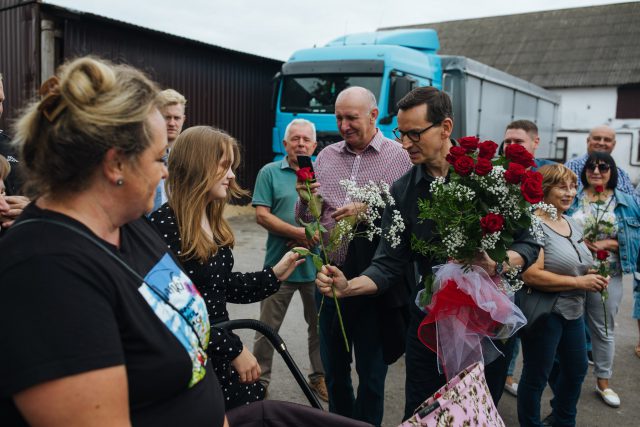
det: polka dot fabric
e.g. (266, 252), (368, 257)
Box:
(150, 204), (279, 409)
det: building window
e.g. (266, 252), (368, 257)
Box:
(617, 84), (640, 119)
(553, 137), (567, 163)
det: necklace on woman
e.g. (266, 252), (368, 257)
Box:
(540, 213), (571, 236)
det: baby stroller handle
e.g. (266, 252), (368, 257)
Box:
(215, 319), (324, 410)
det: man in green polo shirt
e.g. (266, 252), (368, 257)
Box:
(252, 118), (328, 401)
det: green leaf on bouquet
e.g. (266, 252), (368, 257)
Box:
(516, 215), (531, 229)
(420, 274), (436, 307)
(411, 234), (430, 256)
(502, 234), (514, 246)
(291, 248), (311, 257)
(311, 254), (324, 271)
(487, 246), (507, 266)
(318, 223), (328, 233)
(299, 189), (311, 203)
(309, 194), (323, 218)
(297, 219), (315, 242)
(305, 224), (316, 241)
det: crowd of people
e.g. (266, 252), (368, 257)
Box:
(1, 57), (639, 427)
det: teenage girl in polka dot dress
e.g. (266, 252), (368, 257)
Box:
(150, 126), (304, 410)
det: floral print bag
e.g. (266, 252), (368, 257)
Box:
(398, 362), (505, 427)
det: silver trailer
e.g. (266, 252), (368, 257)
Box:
(441, 55), (561, 157)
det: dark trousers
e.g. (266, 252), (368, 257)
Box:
(226, 400), (374, 427)
(518, 313), (588, 427)
(316, 291), (388, 427)
(403, 313), (515, 421)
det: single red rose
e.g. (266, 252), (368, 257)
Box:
(450, 146), (467, 157)
(480, 213), (505, 234)
(521, 177), (545, 204)
(504, 162), (526, 184)
(505, 144), (536, 168)
(458, 136), (480, 153)
(523, 169), (543, 183)
(595, 185), (605, 193)
(446, 146), (468, 165)
(596, 249), (609, 261)
(475, 158), (493, 176)
(478, 140), (498, 159)
(296, 167), (314, 182)
(453, 155), (475, 176)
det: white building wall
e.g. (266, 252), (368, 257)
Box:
(548, 86), (640, 185)
(552, 87), (617, 130)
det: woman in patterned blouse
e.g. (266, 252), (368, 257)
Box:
(150, 126), (304, 410)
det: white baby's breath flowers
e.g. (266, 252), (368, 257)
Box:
(333, 218), (355, 243)
(386, 210), (406, 248)
(528, 202), (558, 243)
(499, 265), (524, 294)
(431, 178), (477, 202)
(442, 226), (467, 256)
(338, 179), (405, 248)
(533, 202), (558, 220)
(480, 231), (501, 251)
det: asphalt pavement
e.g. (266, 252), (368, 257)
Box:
(226, 210), (640, 427)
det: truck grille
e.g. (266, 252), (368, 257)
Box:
(316, 132), (342, 154)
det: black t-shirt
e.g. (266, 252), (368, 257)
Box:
(0, 204), (225, 426)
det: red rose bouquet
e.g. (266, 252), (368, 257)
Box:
(411, 136), (552, 378)
(412, 137), (547, 287)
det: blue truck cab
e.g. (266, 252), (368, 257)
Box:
(272, 29), (442, 158)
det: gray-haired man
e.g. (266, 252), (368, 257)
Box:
(252, 119), (327, 401)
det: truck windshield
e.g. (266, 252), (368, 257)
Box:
(280, 75), (382, 113)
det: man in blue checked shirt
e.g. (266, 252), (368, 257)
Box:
(565, 125), (638, 200)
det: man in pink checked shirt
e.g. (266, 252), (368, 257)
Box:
(295, 86), (412, 427)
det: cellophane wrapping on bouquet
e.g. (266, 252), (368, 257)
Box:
(399, 362), (505, 427)
(417, 263), (526, 380)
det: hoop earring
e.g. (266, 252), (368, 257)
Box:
(116, 179), (124, 186)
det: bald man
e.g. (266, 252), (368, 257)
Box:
(295, 86), (412, 426)
(565, 125), (636, 196)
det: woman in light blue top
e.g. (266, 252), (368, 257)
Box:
(567, 152), (640, 408)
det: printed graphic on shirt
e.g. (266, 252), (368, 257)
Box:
(139, 253), (210, 387)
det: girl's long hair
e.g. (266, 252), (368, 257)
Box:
(167, 126), (248, 262)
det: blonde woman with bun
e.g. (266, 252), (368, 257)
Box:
(0, 57), (231, 426)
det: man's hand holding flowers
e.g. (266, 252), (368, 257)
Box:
(316, 265), (349, 297)
(331, 201), (368, 221)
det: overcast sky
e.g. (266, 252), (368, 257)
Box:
(45, 0), (630, 60)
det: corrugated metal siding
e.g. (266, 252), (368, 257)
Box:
(0, 0), (39, 133)
(58, 9), (282, 201)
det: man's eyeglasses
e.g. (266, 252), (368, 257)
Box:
(585, 163), (611, 173)
(393, 123), (440, 143)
